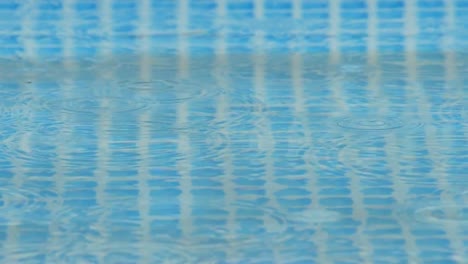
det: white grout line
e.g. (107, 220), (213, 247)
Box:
(178, 0), (189, 58)
(254, 0), (264, 21)
(291, 4), (327, 262)
(379, 91), (419, 261)
(408, 53), (464, 264)
(62, 0), (74, 59)
(137, 0), (151, 262)
(292, 53), (329, 263)
(94, 99), (111, 264)
(176, 0), (193, 250)
(328, 0), (340, 64)
(364, 0), (419, 261)
(402, 1), (430, 260)
(100, 0), (112, 57)
(21, 1), (35, 58)
(3, 1), (37, 261)
(94, 0), (113, 262)
(327, 1), (346, 113)
(214, 0), (237, 261)
(366, 0), (378, 96)
(404, 0), (463, 261)
(368, 0), (416, 259)
(253, 48), (282, 263)
(292, 0), (302, 19)
(366, 0), (377, 63)
(252, 0), (282, 261)
(44, 0), (74, 261)
(444, 0), (456, 83)
(440, 1), (466, 261)
(328, 1), (372, 262)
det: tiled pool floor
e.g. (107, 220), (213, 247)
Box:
(0, 53), (468, 263)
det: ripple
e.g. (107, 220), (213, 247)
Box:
(109, 55), (227, 103)
(225, 102), (266, 130)
(288, 208), (342, 226)
(0, 120), (205, 169)
(342, 137), (433, 186)
(16, 196), (344, 263)
(3, 239), (62, 263)
(323, 248), (371, 264)
(307, 135), (451, 186)
(145, 98), (266, 133)
(52, 245), (190, 264)
(399, 196), (468, 228)
(414, 204), (468, 226)
(0, 84), (34, 102)
(48, 205), (192, 263)
(336, 116), (406, 131)
(158, 201), (291, 250)
(49, 219), (191, 264)
(0, 91), (36, 139)
(48, 201), (290, 263)
(0, 134), (97, 168)
(202, 131), (228, 148)
(215, 54), (330, 84)
(0, 186), (57, 225)
(44, 96), (149, 115)
(119, 78), (224, 104)
(0, 199), (108, 262)
(189, 131), (228, 161)
(432, 100), (468, 124)
(305, 134), (351, 176)
(0, 113), (23, 141)
(67, 30), (212, 47)
(146, 109), (217, 133)
(147, 247), (191, 264)
(215, 56), (260, 82)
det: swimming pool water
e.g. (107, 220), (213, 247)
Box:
(1, 0), (468, 263)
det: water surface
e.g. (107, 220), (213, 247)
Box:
(0, 52), (467, 263)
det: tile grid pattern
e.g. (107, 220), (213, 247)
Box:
(0, 0), (467, 263)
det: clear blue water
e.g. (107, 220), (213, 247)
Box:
(1, 52), (467, 263)
(1, 0), (468, 263)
